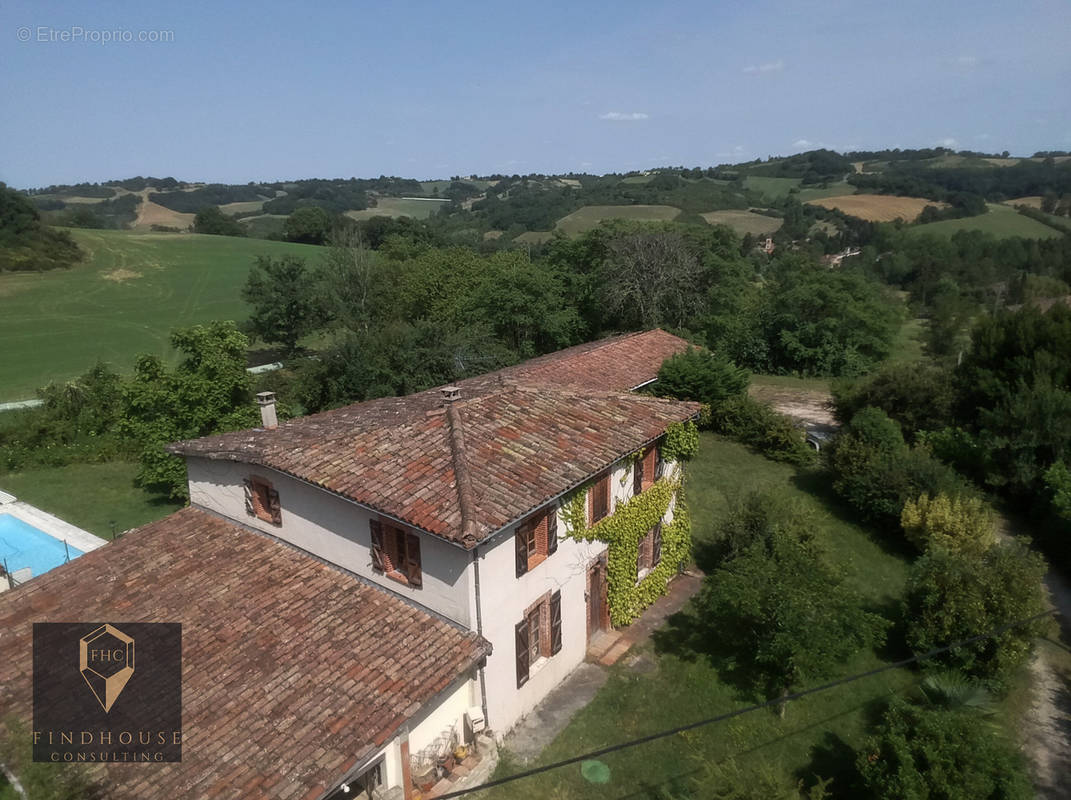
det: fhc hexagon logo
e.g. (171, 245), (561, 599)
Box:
(79, 624), (135, 712)
(33, 622), (181, 763)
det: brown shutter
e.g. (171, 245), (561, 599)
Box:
(654, 446), (664, 480)
(515, 619), (530, 687)
(516, 529), (528, 577)
(369, 520), (385, 571)
(633, 455), (644, 496)
(550, 591), (562, 655)
(405, 532), (422, 587)
(547, 508), (558, 555)
(242, 478), (255, 517)
(268, 488), (282, 525)
(652, 522), (662, 566)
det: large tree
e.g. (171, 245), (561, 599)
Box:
(285, 206), (332, 245)
(242, 255), (326, 355)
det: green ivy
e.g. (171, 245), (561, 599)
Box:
(565, 474), (692, 626)
(662, 421), (699, 462)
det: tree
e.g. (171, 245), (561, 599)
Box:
(698, 526), (887, 712)
(242, 255), (326, 355)
(192, 205), (245, 236)
(654, 347), (750, 410)
(832, 361), (956, 441)
(903, 541), (1049, 688)
(857, 698), (1033, 800)
(284, 206), (332, 244)
(1, 716), (99, 800)
(0, 183), (84, 271)
(900, 492), (997, 555)
(315, 224), (382, 332)
(120, 322), (261, 500)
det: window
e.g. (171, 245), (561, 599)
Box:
(637, 522), (662, 579)
(515, 507), (558, 577)
(632, 446), (661, 496)
(369, 519), (422, 587)
(589, 473), (610, 524)
(515, 590), (562, 688)
(243, 476), (281, 526)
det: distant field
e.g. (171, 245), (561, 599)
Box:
(418, 179), (494, 195)
(701, 209), (782, 236)
(132, 192), (195, 230)
(909, 203), (1064, 240)
(218, 200), (266, 215)
(555, 204), (681, 235)
(620, 175), (653, 185)
(241, 214), (288, 238)
(806, 193), (941, 222)
(797, 182), (856, 201)
(982, 157), (1021, 167)
(1009, 196), (1043, 209)
(513, 230), (556, 245)
(0, 229), (320, 401)
(743, 176), (800, 199)
(345, 197), (451, 220)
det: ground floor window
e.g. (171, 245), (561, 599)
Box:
(515, 590), (562, 687)
(637, 522), (662, 580)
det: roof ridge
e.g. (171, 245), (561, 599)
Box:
(444, 401), (480, 546)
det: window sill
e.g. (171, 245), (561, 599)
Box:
(636, 567), (652, 584)
(382, 569), (415, 588)
(527, 553), (548, 571)
(528, 655), (550, 679)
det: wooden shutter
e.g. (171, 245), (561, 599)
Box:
(369, 520), (385, 571)
(268, 488), (282, 525)
(547, 508), (558, 555)
(516, 529), (528, 577)
(515, 619), (530, 687)
(242, 478), (255, 517)
(550, 591), (562, 655)
(633, 456), (644, 496)
(654, 446), (665, 480)
(652, 522), (662, 566)
(405, 532), (422, 587)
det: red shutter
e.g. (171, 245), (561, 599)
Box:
(369, 520), (385, 572)
(547, 508), (558, 555)
(405, 532), (422, 587)
(652, 522), (662, 566)
(268, 488), (282, 525)
(515, 619), (530, 687)
(242, 478), (255, 517)
(550, 591), (562, 655)
(516, 529), (528, 577)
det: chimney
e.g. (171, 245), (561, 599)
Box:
(256, 391), (278, 430)
(440, 386), (461, 404)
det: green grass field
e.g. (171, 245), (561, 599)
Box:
(0, 461), (180, 539)
(701, 209), (782, 236)
(486, 435), (916, 799)
(554, 204), (681, 235)
(909, 203), (1064, 240)
(345, 197), (451, 220)
(0, 229), (320, 401)
(743, 176), (801, 200)
(797, 182), (857, 201)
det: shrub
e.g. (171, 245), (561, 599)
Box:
(832, 362), (956, 441)
(857, 698), (1033, 800)
(903, 541), (1049, 689)
(654, 347), (749, 408)
(901, 492), (996, 555)
(710, 395), (815, 465)
(711, 489), (821, 563)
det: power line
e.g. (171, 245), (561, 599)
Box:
(435, 608), (1059, 799)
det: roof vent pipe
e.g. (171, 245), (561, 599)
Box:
(256, 391), (278, 430)
(440, 386), (461, 404)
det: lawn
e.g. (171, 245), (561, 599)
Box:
(0, 461), (180, 539)
(484, 436), (916, 799)
(909, 203), (1063, 240)
(554, 205), (681, 235)
(0, 229), (319, 401)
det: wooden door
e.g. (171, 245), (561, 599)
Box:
(587, 554), (608, 640)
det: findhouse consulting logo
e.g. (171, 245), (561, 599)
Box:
(33, 622), (182, 763)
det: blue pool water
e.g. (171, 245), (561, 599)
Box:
(0, 513), (84, 579)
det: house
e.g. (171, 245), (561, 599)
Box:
(0, 330), (697, 799)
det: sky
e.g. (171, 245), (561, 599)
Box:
(2, 0), (1070, 188)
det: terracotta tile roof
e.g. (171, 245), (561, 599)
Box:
(0, 508), (490, 800)
(172, 382), (699, 546)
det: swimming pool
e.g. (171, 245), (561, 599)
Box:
(0, 512), (84, 580)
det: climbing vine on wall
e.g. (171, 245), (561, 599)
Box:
(662, 420), (699, 462)
(564, 472), (692, 626)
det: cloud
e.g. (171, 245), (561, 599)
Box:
(936, 137), (959, 148)
(792, 138), (813, 149)
(599, 111), (649, 121)
(743, 60), (784, 75)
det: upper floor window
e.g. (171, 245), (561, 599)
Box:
(243, 476), (281, 526)
(369, 519), (423, 588)
(589, 472), (610, 524)
(632, 445), (661, 496)
(515, 507), (558, 577)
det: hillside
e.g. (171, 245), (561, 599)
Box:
(0, 228), (319, 401)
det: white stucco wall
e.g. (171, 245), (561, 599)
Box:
(408, 675), (478, 764)
(185, 457), (474, 626)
